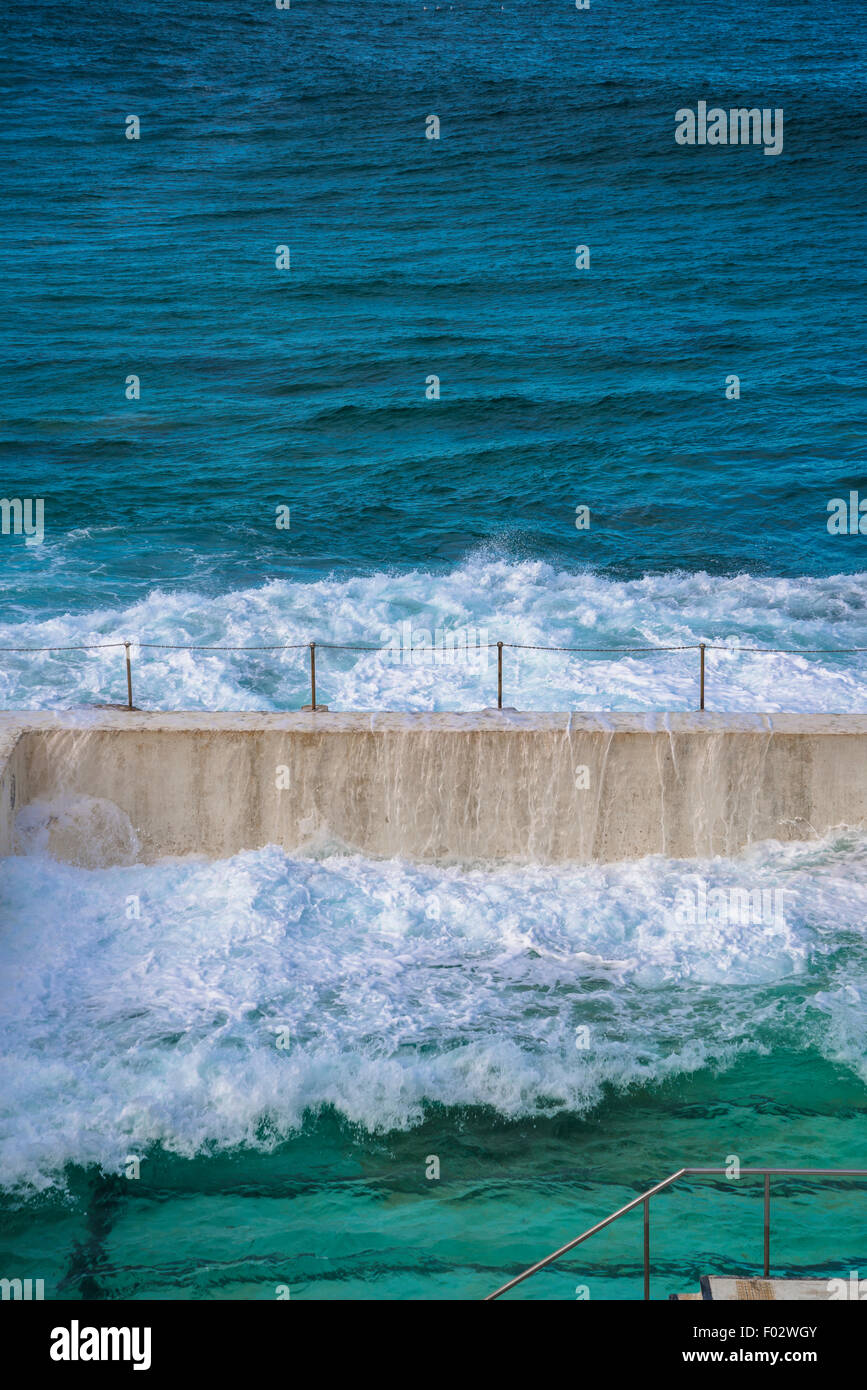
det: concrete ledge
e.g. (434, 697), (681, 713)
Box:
(3, 710), (867, 734)
(1, 710), (866, 866)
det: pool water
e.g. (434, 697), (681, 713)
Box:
(1, 834), (865, 1300)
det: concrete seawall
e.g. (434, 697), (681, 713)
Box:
(0, 711), (865, 867)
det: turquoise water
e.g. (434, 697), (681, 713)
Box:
(4, 1059), (866, 1301)
(1, 0), (866, 1299)
(1, 835), (866, 1298)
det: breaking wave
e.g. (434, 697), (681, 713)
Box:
(0, 556), (866, 712)
(1, 830), (866, 1192)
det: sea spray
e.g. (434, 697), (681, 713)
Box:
(1, 830), (866, 1194)
(0, 559), (866, 713)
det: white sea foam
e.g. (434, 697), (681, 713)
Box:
(14, 795), (140, 868)
(0, 558), (865, 710)
(1, 832), (866, 1193)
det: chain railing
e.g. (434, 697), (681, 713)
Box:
(0, 638), (865, 711)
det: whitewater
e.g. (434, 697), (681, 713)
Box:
(0, 557), (866, 712)
(1, 828), (866, 1195)
(1, 557), (865, 1197)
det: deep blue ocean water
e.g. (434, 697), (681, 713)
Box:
(1, 0), (865, 604)
(1, 0), (866, 1302)
(1, 0), (865, 711)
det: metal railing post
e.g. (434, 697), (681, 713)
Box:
(309, 641), (316, 711)
(497, 641), (503, 710)
(125, 642), (133, 711)
(485, 1166), (867, 1301)
(699, 642), (706, 711)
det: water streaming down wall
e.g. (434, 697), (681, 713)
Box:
(0, 711), (866, 867)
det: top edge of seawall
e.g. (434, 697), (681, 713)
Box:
(1, 711), (867, 735)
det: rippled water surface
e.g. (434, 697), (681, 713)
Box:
(1, 0), (865, 1298)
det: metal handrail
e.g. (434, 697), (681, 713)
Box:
(484, 1166), (867, 1301)
(1, 638), (866, 711)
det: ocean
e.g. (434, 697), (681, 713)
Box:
(0, 0), (865, 1300)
